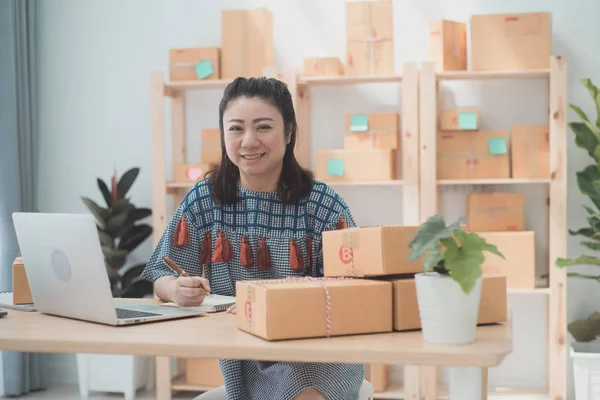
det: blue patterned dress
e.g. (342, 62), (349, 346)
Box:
(142, 178), (364, 400)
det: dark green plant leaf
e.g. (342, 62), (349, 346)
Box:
(112, 198), (133, 214)
(102, 245), (128, 269)
(579, 78), (600, 129)
(117, 168), (140, 199)
(105, 260), (121, 285)
(569, 227), (600, 241)
(583, 205), (599, 216)
(81, 197), (110, 225)
(121, 263), (153, 298)
(408, 215), (461, 262)
(105, 212), (129, 236)
(577, 165), (600, 209)
(582, 241), (600, 251)
(127, 208), (152, 223)
(568, 317), (600, 342)
(97, 228), (114, 247)
(556, 254), (600, 268)
(570, 104), (600, 142)
(570, 122), (600, 158)
(97, 178), (112, 208)
(118, 224), (152, 252)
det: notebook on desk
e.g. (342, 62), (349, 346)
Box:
(0, 291), (37, 312)
(160, 294), (236, 313)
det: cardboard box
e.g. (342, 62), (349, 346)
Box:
(392, 275), (507, 331)
(221, 8), (274, 78)
(303, 57), (344, 76)
(429, 20), (467, 71)
(169, 47), (220, 81)
(346, 1), (394, 75)
(467, 193), (525, 231)
(440, 108), (479, 131)
(12, 257), (33, 305)
(322, 226), (425, 277)
(185, 358), (224, 386)
(316, 149), (395, 182)
(478, 231), (536, 289)
(236, 278), (393, 341)
(437, 130), (510, 180)
(344, 113), (400, 150)
(470, 12), (552, 71)
(511, 124), (550, 179)
(174, 163), (215, 183)
(201, 128), (221, 164)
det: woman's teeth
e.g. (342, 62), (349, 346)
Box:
(242, 154), (264, 160)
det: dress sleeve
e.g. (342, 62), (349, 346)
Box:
(315, 198), (357, 276)
(141, 196), (206, 282)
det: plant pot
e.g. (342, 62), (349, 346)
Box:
(415, 272), (483, 344)
(571, 341), (600, 399)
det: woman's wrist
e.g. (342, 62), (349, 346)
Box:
(155, 275), (177, 302)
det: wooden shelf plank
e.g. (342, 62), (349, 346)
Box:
(298, 74), (402, 86)
(437, 69), (550, 81)
(170, 374), (219, 392)
(437, 178), (551, 185)
(372, 382), (404, 399)
(323, 180), (404, 186)
(165, 79), (233, 91)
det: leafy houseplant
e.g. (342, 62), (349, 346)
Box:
(81, 167), (153, 298)
(408, 215), (504, 344)
(554, 78), (600, 343)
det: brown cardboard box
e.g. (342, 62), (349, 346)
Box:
(478, 231), (536, 289)
(221, 9), (274, 78)
(185, 358), (225, 386)
(470, 12), (552, 71)
(511, 124), (550, 179)
(322, 226), (425, 277)
(12, 257), (33, 305)
(392, 275), (507, 331)
(429, 20), (467, 71)
(346, 1), (394, 75)
(437, 130), (510, 180)
(303, 57), (344, 76)
(440, 108), (479, 131)
(169, 47), (220, 81)
(201, 128), (221, 164)
(467, 193), (525, 231)
(236, 278), (393, 341)
(315, 149), (395, 182)
(344, 113), (400, 150)
(174, 163), (214, 183)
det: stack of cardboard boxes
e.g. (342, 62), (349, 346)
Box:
(173, 128), (221, 185)
(429, 12), (552, 72)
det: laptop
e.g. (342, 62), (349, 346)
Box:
(12, 212), (206, 326)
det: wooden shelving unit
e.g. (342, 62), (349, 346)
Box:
(148, 56), (567, 400)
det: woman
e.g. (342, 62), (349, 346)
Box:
(142, 77), (364, 400)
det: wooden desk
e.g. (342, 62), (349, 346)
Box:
(0, 300), (512, 400)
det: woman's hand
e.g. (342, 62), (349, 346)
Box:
(226, 304), (237, 315)
(169, 276), (211, 307)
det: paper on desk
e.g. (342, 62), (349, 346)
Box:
(160, 294), (235, 313)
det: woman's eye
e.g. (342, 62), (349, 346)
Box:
(229, 126), (242, 131)
(257, 124), (272, 131)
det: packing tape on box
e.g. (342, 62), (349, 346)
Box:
(342, 228), (364, 277)
(244, 276), (352, 338)
(347, 3), (392, 73)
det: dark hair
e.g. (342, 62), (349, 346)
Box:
(209, 77), (314, 205)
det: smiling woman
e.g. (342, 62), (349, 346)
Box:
(142, 77), (363, 400)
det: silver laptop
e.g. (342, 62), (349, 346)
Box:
(12, 212), (205, 326)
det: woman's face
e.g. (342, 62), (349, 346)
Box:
(222, 96), (290, 187)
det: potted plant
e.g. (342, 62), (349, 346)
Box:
(408, 215), (504, 344)
(77, 167), (154, 399)
(554, 78), (600, 398)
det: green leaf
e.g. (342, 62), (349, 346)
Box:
(570, 104), (600, 142)
(582, 241), (600, 251)
(120, 264), (153, 298)
(408, 215), (458, 262)
(570, 227), (600, 240)
(117, 168), (140, 199)
(568, 316), (600, 342)
(111, 198), (133, 214)
(482, 242), (505, 259)
(580, 78), (600, 129)
(423, 246), (444, 271)
(105, 212), (129, 236)
(102, 245), (128, 269)
(576, 165), (600, 209)
(127, 208), (152, 223)
(570, 122), (600, 158)
(118, 224), (152, 252)
(97, 178), (112, 208)
(81, 197), (110, 226)
(583, 205), (599, 216)
(97, 228), (114, 247)
(442, 229), (485, 294)
(556, 254), (600, 268)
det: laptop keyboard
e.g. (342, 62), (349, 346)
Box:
(116, 308), (162, 320)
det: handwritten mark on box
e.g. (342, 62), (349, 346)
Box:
(488, 137), (507, 155)
(350, 114), (368, 132)
(327, 158), (345, 176)
(458, 112), (477, 130)
(195, 60), (214, 79)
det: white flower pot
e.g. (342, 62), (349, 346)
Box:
(415, 272), (483, 344)
(571, 342), (600, 400)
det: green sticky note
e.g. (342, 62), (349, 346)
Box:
(327, 158), (345, 176)
(195, 60), (214, 79)
(458, 112), (478, 130)
(488, 137), (507, 155)
(350, 114), (368, 132)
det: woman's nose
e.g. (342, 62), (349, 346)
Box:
(241, 129), (260, 148)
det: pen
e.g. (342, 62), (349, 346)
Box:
(162, 256), (211, 296)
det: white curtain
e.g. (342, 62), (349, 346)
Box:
(0, 0), (48, 396)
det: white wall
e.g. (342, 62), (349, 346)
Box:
(36, 0), (600, 397)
